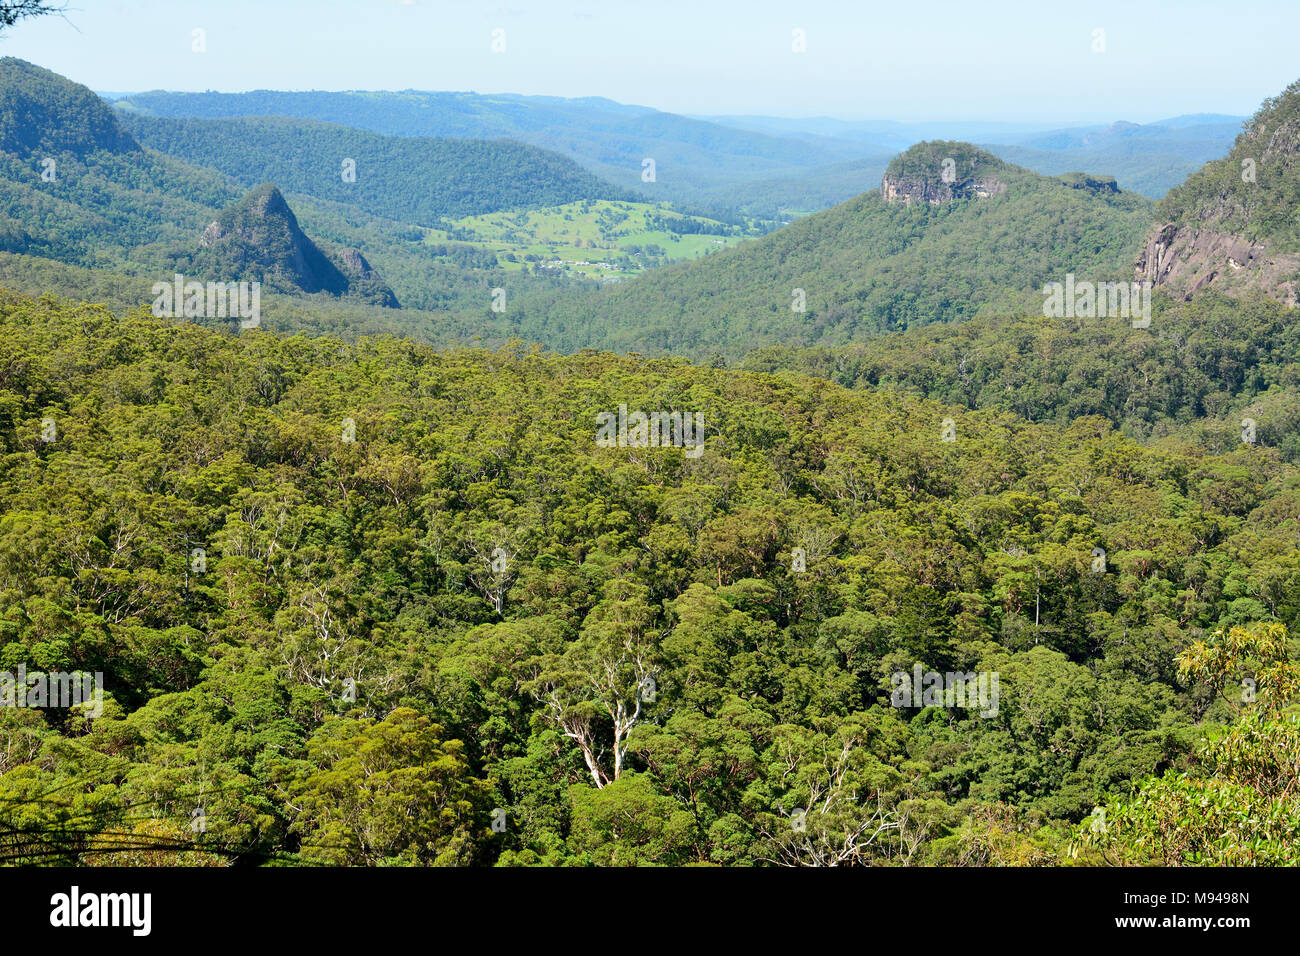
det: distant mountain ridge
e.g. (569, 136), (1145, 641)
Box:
(119, 112), (633, 224)
(699, 112), (1246, 198)
(110, 89), (1247, 217)
(111, 88), (867, 216)
(0, 60), (392, 307)
(982, 116), (1245, 198)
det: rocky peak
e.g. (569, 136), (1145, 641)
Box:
(1058, 172), (1119, 194)
(880, 141), (1007, 205)
(193, 183), (398, 306)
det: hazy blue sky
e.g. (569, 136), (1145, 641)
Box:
(4, 0), (1293, 122)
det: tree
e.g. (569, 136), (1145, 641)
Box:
(756, 716), (907, 867)
(566, 773), (695, 866)
(526, 580), (659, 789)
(1079, 623), (1300, 865)
(0, 1), (63, 30)
(291, 708), (489, 866)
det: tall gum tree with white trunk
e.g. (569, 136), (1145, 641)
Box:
(527, 579), (660, 789)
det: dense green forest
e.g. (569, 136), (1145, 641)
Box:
(121, 113), (635, 225)
(1, 28), (1298, 872)
(742, 292), (1300, 460)
(0, 290), (1296, 865)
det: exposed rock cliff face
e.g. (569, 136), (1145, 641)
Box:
(879, 141), (1009, 206)
(1134, 78), (1300, 306)
(198, 183), (347, 294)
(881, 172), (1006, 205)
(1135, 223), (1299, 305)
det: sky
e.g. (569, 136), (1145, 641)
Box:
(3, 0), (1294, 123)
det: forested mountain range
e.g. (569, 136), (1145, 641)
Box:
(0, 59), (239, 269)
(110, 89), (1242, 219)
(0, 60), (625, 316)
(111, 87), (863, 218)
(0, 31), (1298, 872)
(0, 63), (399, 307)
(6, 56), (1294, 375)
(120, 112), (635, 225)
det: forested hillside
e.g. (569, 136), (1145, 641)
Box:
(0, 60), (239, 269)
(1, 290), (1296, 865)
(741, 292), (1300, 460)
(1157, 84), (1300, 250)
(112, 88), (861, 217)
(121, 113), (634, 224)
(490, 144), (1153, 358)
(1135, 79), (1300, 305)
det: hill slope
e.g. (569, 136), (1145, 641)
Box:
(120, 113), (634, 225)
(742, 290), (1300, 460)
(189, 183), (398, 306)
(503, 143), (1153, 358)
(111, 89), (864, 214)
(0, 57), (139, 157)
(1136, 80), (1300, 304)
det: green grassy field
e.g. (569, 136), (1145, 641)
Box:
(423, 199), (754, 280)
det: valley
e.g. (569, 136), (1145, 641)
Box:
(0, 2), (1297, 887)
(423, 199), (754, 282)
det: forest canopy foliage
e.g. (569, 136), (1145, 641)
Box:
(0, 291), (1296, 865)
(2, 47), (1300, 868)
